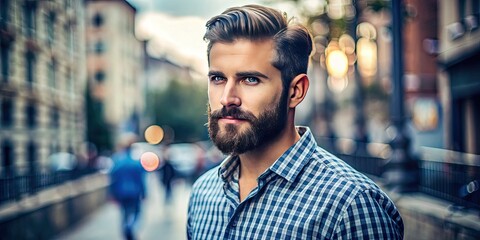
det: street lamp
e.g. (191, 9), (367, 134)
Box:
(382, 0), (418, 193)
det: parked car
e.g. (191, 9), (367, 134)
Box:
(195, 140), (225, 175)
(166, 143), (205, 181)
(48, 152), (77, 171)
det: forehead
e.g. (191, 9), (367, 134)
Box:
(209, 39), (276, 69)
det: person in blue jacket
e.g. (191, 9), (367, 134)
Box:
(109, 133), (146, 240)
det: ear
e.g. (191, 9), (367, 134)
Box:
(288, 74), (309, 108)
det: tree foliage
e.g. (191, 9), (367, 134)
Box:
(85, 81), (113, 154)
(148, 79), (209, 143)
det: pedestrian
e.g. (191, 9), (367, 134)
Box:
(159, 145), (176, 203)
(109, 133), (146, 240)
(187, 4), (404, 239)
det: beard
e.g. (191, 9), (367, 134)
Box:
(207, 91), (288, 155)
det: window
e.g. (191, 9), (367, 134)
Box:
(67, 69), (74, 93)
(50, 140), (59, 155)
(94, 41), (105, 54)
(46, 12), (56, 46)
(1, 140), (14, 168)
(27, 141), (37, 190)
(27, 141), (37, 164)
(0, 46), (9, 82)
(458, 0), (479, 31)
(51, 107), (59, 128)
(1, 99), (13, 127)
(92, 13), (104, 27)
(469, 0), (479, 31)
(65, 0), (71, 11)
(25, 103), (36, 128)
(95, 71), (105, 83)
(26, 52), (35, 84)
(48, 60), (56, 88)
(66, 24), (74, 55)
(0, 0), (9, 27)
(24, 2), (37, 38)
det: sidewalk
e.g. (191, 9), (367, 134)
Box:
(54, 173), (191, 240)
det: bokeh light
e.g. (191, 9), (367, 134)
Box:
(144, 125), (164, 144)
(326, 49), (349, 79)
(357, 37), (378, 80)
(140, 151), (160, 171)
(339, 34), (356, 55)
(328, 76), (349, 93)
(357, 22), (377, 40)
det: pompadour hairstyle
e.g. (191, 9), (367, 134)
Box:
(204, 4), (313, 89)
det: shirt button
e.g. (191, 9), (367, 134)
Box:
(232, 221), (237, 227)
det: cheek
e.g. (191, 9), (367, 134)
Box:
(208, 88), (222, 108)
(245, 93), (280, 115)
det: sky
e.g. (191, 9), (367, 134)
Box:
(127, 0), (264, 18)
(126, 0), (298, 75)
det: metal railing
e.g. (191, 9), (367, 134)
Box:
(317, 137), (480, 210)
(418, 147), (480, 210)
(0, 168), (97, 205)
(1, 139), (479, 211)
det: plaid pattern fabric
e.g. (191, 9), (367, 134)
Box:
(187, 127), (404, 239)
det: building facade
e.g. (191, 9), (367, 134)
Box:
(438, 0), (480, 154)
(85, 0), (143, 152)
(0, 0), (87, 175)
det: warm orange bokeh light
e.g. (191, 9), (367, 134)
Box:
(357, 37), (377, 80)
(144, 125), (164, 144)
(140, 151), (160, 171)
(326, 49), (349, 79)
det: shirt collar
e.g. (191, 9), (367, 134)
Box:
(268, 126), (316, 182)
(218, 126), (316, 183)
(219, 154), (239, 183)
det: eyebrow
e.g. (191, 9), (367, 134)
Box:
(207, 70), (224, 77)
(236, 71), (269, 79)
(208, 70), (269, 79)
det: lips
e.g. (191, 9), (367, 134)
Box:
(221, 115), (246, 120)
(209, 106), (256, 123)
(219, 116), (248, 124)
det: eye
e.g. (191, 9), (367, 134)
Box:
(243, 77), (259, 85)
(209, 75), (226, 84)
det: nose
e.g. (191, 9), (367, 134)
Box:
(219, 81), (241, 107)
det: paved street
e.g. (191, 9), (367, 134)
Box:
(54, 173), (192, 240)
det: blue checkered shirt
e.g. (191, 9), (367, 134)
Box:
(187, 127), (404, 239)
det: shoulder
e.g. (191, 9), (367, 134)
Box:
(306, 148), (403, 238)
(332, 189), (404, 239)
(190, 166), (222, 197)
(309, 146), (381, 191)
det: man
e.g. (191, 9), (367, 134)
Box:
(109, 133), (146, 240)
(187, 4), (404, 239)
(159, 145), (175, 203)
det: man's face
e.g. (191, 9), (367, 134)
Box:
(207, 39), (288, 155)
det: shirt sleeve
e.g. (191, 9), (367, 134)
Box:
(332, 189), (404, 239)
(186, 187), (195, 240)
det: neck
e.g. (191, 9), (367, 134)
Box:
(238, 123), (300, 180)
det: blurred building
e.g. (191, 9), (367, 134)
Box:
(143, 54), (199, 91)
(0, 0), (87, 175)
(85, 0), (143, 152)
(401, 0), (444, 153)
(437, 0), (480, 154)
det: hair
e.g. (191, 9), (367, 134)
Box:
(204, 4), (313, 89)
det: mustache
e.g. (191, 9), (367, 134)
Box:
(210, 107), (257, 122)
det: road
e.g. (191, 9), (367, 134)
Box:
(54, 173), (192, 240)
